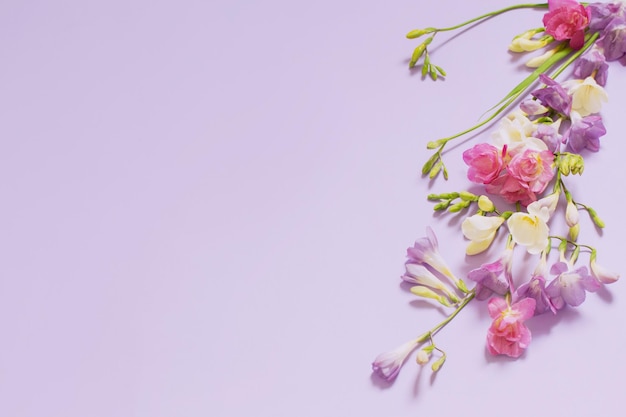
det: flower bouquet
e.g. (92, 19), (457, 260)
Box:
(372, 0), (623, 382)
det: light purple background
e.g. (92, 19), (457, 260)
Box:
(1, 1), (625, 416)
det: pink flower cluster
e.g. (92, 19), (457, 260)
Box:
(543, 0), (590, 50)
(463, 143), (555, 206)
(486, 297), (535, 358)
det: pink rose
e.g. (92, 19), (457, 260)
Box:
(486, 297), (536, 358)
(462, 143), (504, 184)
(507, 149), (555, 194)
(543, 0), (590, 50)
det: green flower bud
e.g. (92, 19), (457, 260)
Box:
(588, 207), (605, 228)
(431, 355), (446, 372)
(569, 224), (580, 241)
(429, 161), (443, 178)
(448, 200), (471, 213)
(459, 191), (477, 201)
(433, 200), (451, 211)
(410, 286), (452, 307)
(406, 27), (436, 39)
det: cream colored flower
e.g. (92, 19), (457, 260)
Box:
(491, 111), (547, 152)
(461, 215), (505, 255)
(507, 200), (551, 254)
(563, 76), (608, 117)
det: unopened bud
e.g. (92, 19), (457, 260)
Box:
(406, 27), (436, 39)
(477, 195), (495, 212)
(431, 355), (446, 372)
(565, 201), (579, 227)
(416, 349), (431, 365)
(569, 224), (580, 241)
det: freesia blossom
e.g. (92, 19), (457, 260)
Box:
(486, 297), (536, 358)
(507, 199), (552, 254)
(515, 275), (555, 315)
(564, 113), (606, 153)
(485, 174), (536, 206)
(491, 111), (543, 152)
(531, 74), (572, 115)
(507, 148), (555, 194)
(463, 143), (504, 184)
(402, 263), (459, 303)
(563, 76), (608, 117)
(600, 17), (626, 61)
(588, 2), (626, 31)
(533, 121), (563, 152)
(573, 46), (608, 86)
(590, 257), (620, 284)
(467, 256), (510, 300)
(372, 338), (421, 381)
(406, 227), (461, 288)
(545, 261), (601, 309)
(461, 215), (505, 255)
(542, 0), (590, 50)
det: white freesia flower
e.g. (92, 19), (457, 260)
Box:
(462, 215), (505, 255)
(507, 200), (551, 254)
(492, 111), (547, 152)
(565, 200), (579, 227)
(563, 76), (608, 117)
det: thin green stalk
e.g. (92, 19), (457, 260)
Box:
(431, 3), (549, 33)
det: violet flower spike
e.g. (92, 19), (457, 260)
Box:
(372, 338), (421, 381)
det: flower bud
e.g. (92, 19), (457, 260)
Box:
(590, 258), (620, 284)
(431, 356), (446, 372)
(416, 349), (431, 365)
(569, 224), (580, 241)
(406, 27), (436, 39)
(565, 201), (579, 227)
(477, 195), (495, 212)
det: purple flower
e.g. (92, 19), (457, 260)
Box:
(532, 74), (572, 115)
(545, 261), (601, 309)
(564, 114), (606, 153)
(515, 275), (556, 315)
(372, 338), (421, 381)
(600, 17), (626, 61)
(573, 47), (609, 86)
(467, 256), (510, 301)
(588, 2), (626, 32)
(534, 121), (563, 152)
(407, 227), (461, 288)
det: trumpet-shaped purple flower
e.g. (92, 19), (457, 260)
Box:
(588, 2), (625, 32)
(600, 18), (626, 61)
(467, 255), (511, 301)
(372, 338), (421, 381)
(573, 47), (609, 86)
(545, 261), (601, 309)
(515, 275), (556, 315)
(532, 74), (572, 115)
(564, 114), (606, 153)
(407, 227), (460, 287)
(534, 122), (563, 152)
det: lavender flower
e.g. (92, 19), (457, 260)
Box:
(588, 2), (626, 32)
(515, 275), (555, 315)
(372, 338), (421, 381)
(564, 114), (606, 153)
(534, 121), (563, 152)
(600, 18), (626, 61)
(467, 257), (510, 301)
(407, 227), (463, 289)
(531, 74), (572, 115)
(545, 261), (601, 309)
(573, 47), (609, 86)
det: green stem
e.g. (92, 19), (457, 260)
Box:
(430, 291), (476, 336)
(432, 3), (549, 32)
(551, 32), (600, 79)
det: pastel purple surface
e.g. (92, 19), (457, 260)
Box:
(1, 1), (625, 416)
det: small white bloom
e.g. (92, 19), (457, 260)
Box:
(462, 215), (505, 255)
(563, 76), (608, 117)
(492, 111), (547, 153)
(507, 200), (551, 254)
(565, 200), (579, 227)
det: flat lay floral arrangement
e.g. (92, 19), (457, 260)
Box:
(372, 0), (623, 381)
